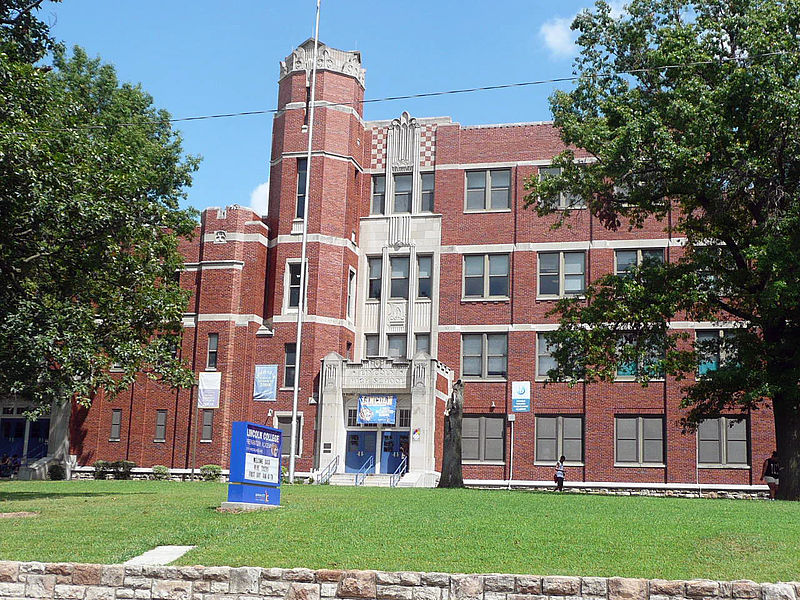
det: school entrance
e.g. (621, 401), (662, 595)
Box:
(344, 430), (410, 475)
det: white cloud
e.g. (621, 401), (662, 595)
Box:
(249, 181), (269, 216)
(608, 0), (627, 18)
(539, 17), (577, 59)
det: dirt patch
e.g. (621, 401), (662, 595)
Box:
(0, 511), (38, 519)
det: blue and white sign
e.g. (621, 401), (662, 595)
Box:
(198, 372), (221, 409)
(227, 421), (281, 506)
(357, 394), (397, 425)
(253, 365), (278, 401)
(511, 381), (531, 413)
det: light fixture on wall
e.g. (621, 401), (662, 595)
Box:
(490, 401), (496, 411)
(267, 409), (273, 417)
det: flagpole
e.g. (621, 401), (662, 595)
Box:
(289, 0), (321, 484)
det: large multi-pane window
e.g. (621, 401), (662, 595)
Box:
(365, 334), (379, 357)
(371, 175), (386, 215)
(462, 415), (505, 462)
(417, 256), (432, 298)
(615, 416), (664, 465)
(614, 248), (664, 276)
(390, 256), (410, 299)
(536, 333), (558, 378)
(616, 336), (663, 378)
(393, 174), (412, 213)
(110, 409), (122, 442)
(206, 333), (219, 370)
(463, 254), (510, 298)
(154, 410), (167, 442)
(697, 329), (727, 376)
(284, 343), (296, 388)
(465, 169), (511, 211)
(277, 415), (302, 457)
(421, 173), (435, 212)
(697, 417), (748, 466)
(538, 252), (585, 297)
(201, 409), (214, 442)
(461, 333), (507, 379)
(535, 416), (583, 463)
(538, 166), (585, 208)
(295, 158), (307, 219)
(368, 257), (382, 300)
(287, 263), (302, 309)
(415, 333), (430, 355)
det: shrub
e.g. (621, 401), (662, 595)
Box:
(200, 464), (221, 482)
(152, 465), (170, 481)
(93, 460), (110, 480)
(48, 463), (66, 480)
(111, 460), (136, 480)
(281, 465), (289, 483)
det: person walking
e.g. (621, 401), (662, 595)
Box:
(761, 450), (781, 500)
(554, 455), (566, 492)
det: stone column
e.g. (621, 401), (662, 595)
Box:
(318, 353), (346, 474)
(409, 353), (435, 473)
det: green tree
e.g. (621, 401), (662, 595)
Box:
(525, 0), (800, 499)
(0, 1), (198, 417)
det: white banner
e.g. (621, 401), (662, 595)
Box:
(198, 371), (222, 408)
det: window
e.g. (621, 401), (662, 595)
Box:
(462, 415), (505, 462)
(535, 416), (583, 464)
(399, 408), (411, 428)
(347, 269), (356, 321)
(697, 329), (725, 376)
(277, 415), (302, 457)
(201, 409), (214, 442)
(154, 410), (167, 442)
(110, 409), (122, 442)
(417, 256), (432, 299)
(387, 335), (407, 360)
(365, 334), (379, 357)
(538, 166), (585, 208)
(614, 249), (664, 276)
(616, 335), (663, 378)
(371, 175), (386, 215)
(465, 169), (511, 211)
(463, 254), (510, 298)
(421, 173), (434, 212)
(415, 333), (430, 355)
(615, 416), (664, 465)
(538, 252), (585, 297)
(536, 333), (558, 379)
(284, 343), (296, 388)
(461, 333), (507, 379)
(393, 174), (412, 213)
(287, 263), (302, 309)
(206, 333), (219, 370)
(368, 257), (382, 300)
(390, 256), (410, 299)
(295, 158), (307, 219)
(698, 417), (748, 466)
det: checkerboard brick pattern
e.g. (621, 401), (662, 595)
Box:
(419, 124), (437, 168)
(371, 127), (388, 170)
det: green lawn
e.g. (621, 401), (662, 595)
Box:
(0, 481), (798, 581)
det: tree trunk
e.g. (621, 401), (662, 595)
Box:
(438, 379), (464, 488)
(773, 397), (800, 500)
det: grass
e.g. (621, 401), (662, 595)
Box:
(0, 480), (798, 581)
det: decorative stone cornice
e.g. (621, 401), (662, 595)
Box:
(280, 39), (365, 87)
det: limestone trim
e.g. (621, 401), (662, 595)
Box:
(201, 232), (269, 247)
(182, 260), (245, 271)
(277, 100), (365, 124)
(182, 313), (264, 327)
(272, 313), (356, 333)
(440, 239), (686, 255)
(438, 322), (740, 333)
(271, 150), (364, 173)
(268, 233), (360, 255)
(435, 157), (596, 170)
(280, 40), (366, 87)
(0, 561), (794, 600)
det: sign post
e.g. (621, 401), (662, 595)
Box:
(222, 421), (282, 510)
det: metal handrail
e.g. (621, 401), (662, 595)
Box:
(354, 455), (374, 486)
(390, 456), (407, 488)
(316, 455), (339, 485)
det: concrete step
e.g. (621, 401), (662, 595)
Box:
(327, 473), (402, 487)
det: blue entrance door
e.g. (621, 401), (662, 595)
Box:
(345, 431), (376, 473)
(0, 419), (25, 458)
(381, 431), (410, 475)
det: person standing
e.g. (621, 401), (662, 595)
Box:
(761, 450), (781, 500)
(554, 455), (566, 491)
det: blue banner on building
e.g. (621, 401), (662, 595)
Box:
(227, 421), (281, 506)
(357, 394), (397, 425)
(511, 381), (531, 413)
(253, 365), (278, 401)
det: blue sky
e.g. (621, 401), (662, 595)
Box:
(46, 0), (617, 214)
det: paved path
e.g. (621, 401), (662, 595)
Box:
(123, 545), (195, 566)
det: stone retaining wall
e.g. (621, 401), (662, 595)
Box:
(0, 562), (797, 600)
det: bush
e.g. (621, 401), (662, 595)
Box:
(281, 465), (289, 483)
(152, 465), (170, 481)
(200, 464), (221, 482)
(111, 460), (136, 480)
(48, 463), (66, 480)
(93, 460), (110, 480)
